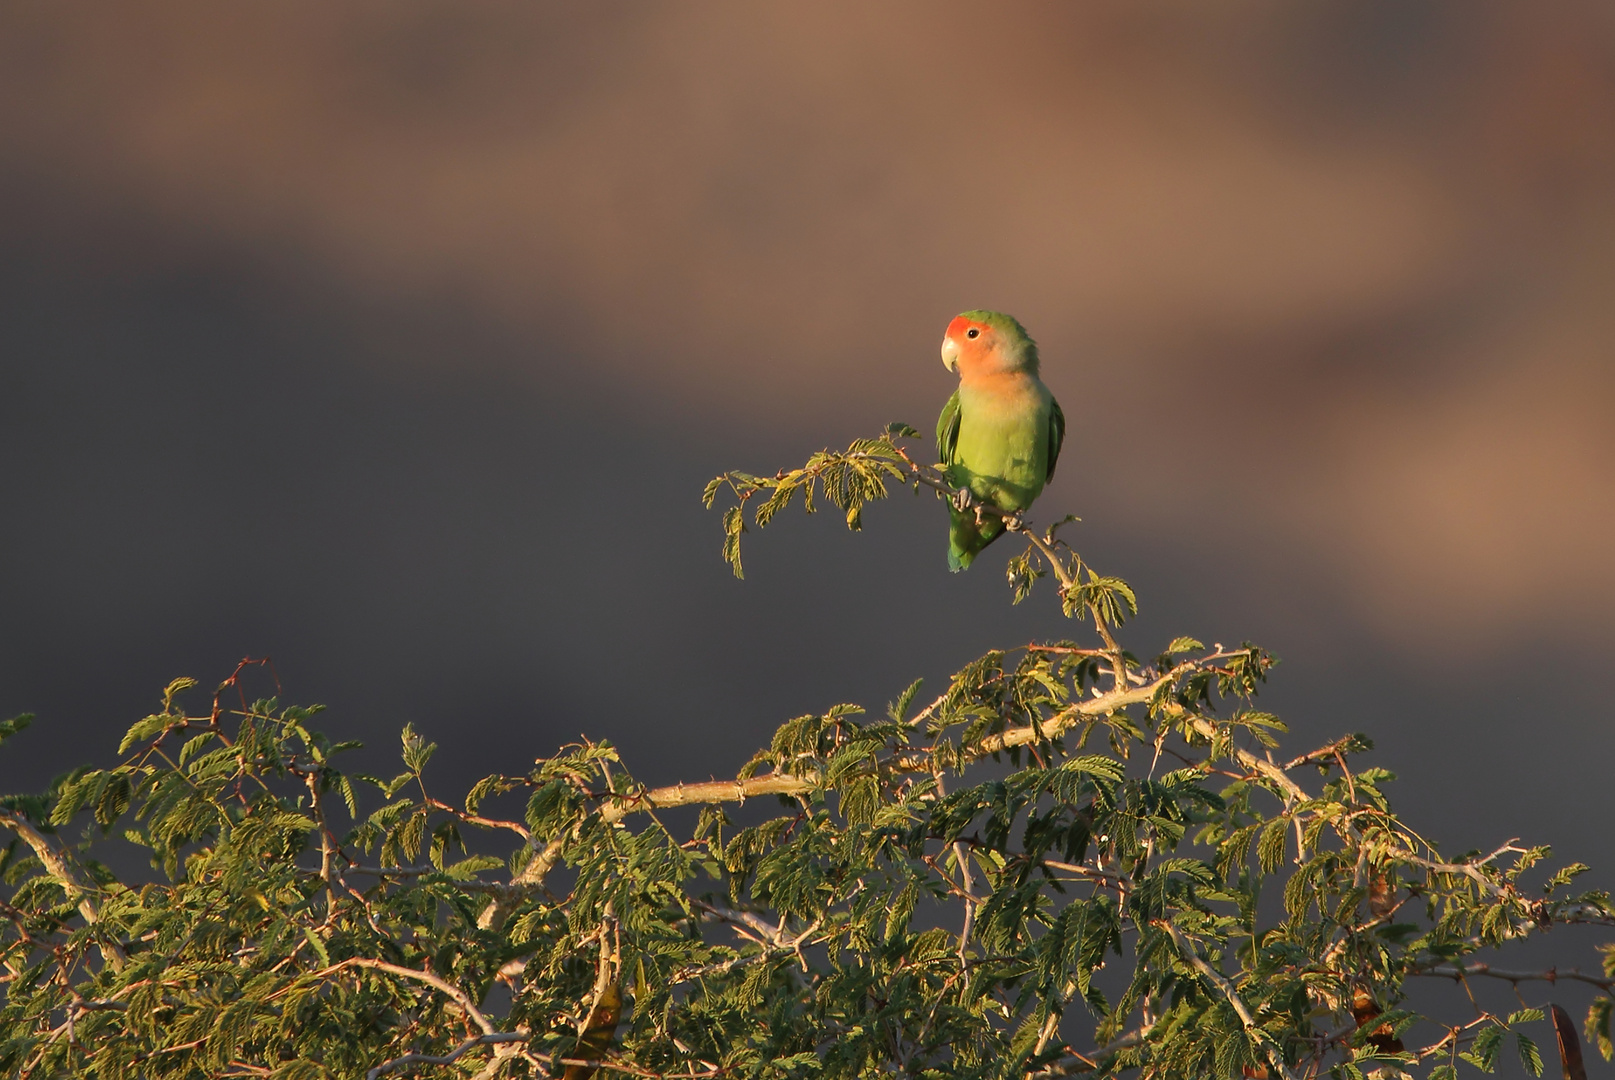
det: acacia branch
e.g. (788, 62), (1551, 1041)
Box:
(341, 864), (536, 894)
(1005, 514), (1131, 690)
(366, 1033), (528, 1080)
(1398, 843), (1524, 896)
(479, 772), (816, 929)
(889, 672), (1175, 774)
(1006, 518), (1077, 592)
(1030, 975), (1089, 1072)
(886, 446), (1124, 681)
(538, 1055), (724, 1080)
(424, 796), (531, 840)
(1415, 963), (1615, 992)
(482, 652), (1272, 932)
(1158, 921), (1298, 1080)
(953, 841), (977, 968)
(323, 958), (496, 1036)
(517, 671), (1166, 908)
(1167, 709), (1307, 803)
(0, 812), (95, 923)
(1030, 1026), (1150, 1077)
(1042, 859), (1132, 896)
(0, 811), (127, 971)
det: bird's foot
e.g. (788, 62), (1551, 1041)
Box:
(951, 488), (973, 513)
(1002, 514), (1024, 532)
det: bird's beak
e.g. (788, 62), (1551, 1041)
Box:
(940, 336), (959, 373)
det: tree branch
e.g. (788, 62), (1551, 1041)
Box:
(323, 958), (496, 1036)
(482, 653), (1271, 931)
(0, 810), (127, 971)
(479, 772), (817, 929)
(366, 1033), (528, 1080)
(1158, 921), (1297, 1080)
(1415, 962), (1615, 992)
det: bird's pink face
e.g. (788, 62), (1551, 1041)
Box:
(940, 316), (994, 374)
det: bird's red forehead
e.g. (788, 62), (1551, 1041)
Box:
(946, 315), (987, 341)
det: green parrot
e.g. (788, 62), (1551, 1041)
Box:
(935, 310), (1065, 572)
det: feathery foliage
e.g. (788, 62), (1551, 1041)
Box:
(0, 426), (1609, 1079)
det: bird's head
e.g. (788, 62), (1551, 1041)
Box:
(940, 310), (1038, 378)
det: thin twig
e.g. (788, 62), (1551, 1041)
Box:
(1415, 963), (1615, 992)
(1158, 921), (1298, 1080)
(318, 958), (496, 1036)
(366, 1033), (528, 1080)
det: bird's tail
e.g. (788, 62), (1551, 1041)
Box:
(947, 507), (1005, 573)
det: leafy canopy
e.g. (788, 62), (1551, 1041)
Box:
(0, 425), (1610, 1080)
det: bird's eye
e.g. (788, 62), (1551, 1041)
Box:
(966, 328), (980, 339)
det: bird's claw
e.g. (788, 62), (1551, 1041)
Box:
(951, 488), (973, 513)
(1002, 514), (1024, 532)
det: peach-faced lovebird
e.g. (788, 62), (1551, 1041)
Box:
(936, 310), (1065, 572)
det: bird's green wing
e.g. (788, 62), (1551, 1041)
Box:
(936, 389), (962, 466)
(1045, 397), (1066, 483)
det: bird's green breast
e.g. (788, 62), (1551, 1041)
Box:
(950, 377), (1053, 512)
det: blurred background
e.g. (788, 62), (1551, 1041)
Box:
(0, 0), (1611, 907)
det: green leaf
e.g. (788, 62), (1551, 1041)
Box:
(1517, 1032), (1544, 1076)
(1465, 1025), (1503, 1072)
(302, 925), (330, 966)
(1006, 550), (1045, 605)
(0, 713), (32, 746)
(1543, 863), (1590, 893)
(1587, 998), (1612, 1061)
(723, 504), (747, 578)
(887, 679), (923, 724)
(338, 774), (359, 817)
(161, 676), (198, 712)
(118, 714), (174, 754)
(444, 854), (504, 879)
(400, 723), (437, 774)
(1258, 818), (1288, 874)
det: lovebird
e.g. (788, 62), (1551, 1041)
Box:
(936, 310), (1065, 572)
